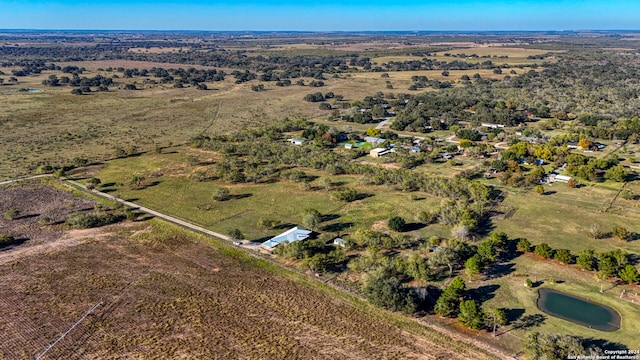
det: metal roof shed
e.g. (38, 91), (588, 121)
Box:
(262, 226), (312, 249)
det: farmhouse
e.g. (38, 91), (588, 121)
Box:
(364, 136), (385, 145)
(566, 141), (579, 149)
(288, 138), (306, 145)
(262, 226), (312, 250)
(481, 122), (506, 129)
(370, 148), (391, 158)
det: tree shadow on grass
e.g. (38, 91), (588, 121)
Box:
(531, 280), (544, 288)
(135, 214), (155, 222)
(513, 313), (546, 330)
(252, 236), (273, 244)
(403, 222), (425, 232)
(485, 262), (516, 280)
(354, 193), (374, 201)
(498, 313), (546, 336)
(136, 180), (161, 190)
(230, 193), (252, 200)
(272, 223), (297, 230)
(321, 214), (340, 222)
(499, 239), (524, 262)
(467, 284), (500, 304)
(322, 222), (354, 233)
(583, 338), (629, 351)
(503, 308), (525, 324)
(474, 216), (496, 238)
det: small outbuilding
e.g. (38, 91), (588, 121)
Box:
(344, 143), (353, 149)
(288, 138), (306, 145)
(333, 237), (347, 248)
(552, 174), (572, 183)
(370, 148), (391, 158)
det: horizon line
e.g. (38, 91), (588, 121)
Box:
(2, 28), (640, 33)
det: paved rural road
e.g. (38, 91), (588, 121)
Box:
(64, 179), (231, 241)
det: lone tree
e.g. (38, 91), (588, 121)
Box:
(605, 165), (628, 182)
(213, 188), (231, 201)
(302, 208), (321, 230)
(458, 300), (484, 330)
(535, 185), (545, 195)
(484, 306), (507, 337)
(434, 276), (466, 317)
(534, 243), (554, 259)
(0, 234), (16, 247)
(464, 254), (484, 277)
(516, 238), (531, 253)
(619, 265), (639, 284)
(363, 272), (416, 314)
(524, 332), (591, 360)
(3, 209), (20, 221)
(229, 229), (245, 241)
(553, 249), (574, 264)
(612, 226), (630, 241)
(576, 249), (598, 271)
(388, 216), (406, 232)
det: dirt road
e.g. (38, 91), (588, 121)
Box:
(63, 179), (231, 242)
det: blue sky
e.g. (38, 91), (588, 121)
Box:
(1, 0), (639, 31)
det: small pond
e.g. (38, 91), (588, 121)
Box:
(537, 288), (620, 332)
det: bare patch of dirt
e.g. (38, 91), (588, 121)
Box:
(0, 223), (135, 266)
(371, 219), (389, 232)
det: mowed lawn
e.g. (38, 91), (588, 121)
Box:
(87, 148), (445, 241)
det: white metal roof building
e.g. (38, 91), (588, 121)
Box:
(552, 174), (573, 183)
(369, 147), (391, 158)
(262, 226), (312, 249)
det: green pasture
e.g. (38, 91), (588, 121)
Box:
(87, 149), (445, 241)
(469, 254), (640, 352)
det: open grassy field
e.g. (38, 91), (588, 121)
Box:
(0, 64), (400, 180)
(80, 144), (640, 255)
(426, 47), (563, 65)
(468, 253), (640, 352)
(0, 183), (495, 359)
(77, 148), (451, 241)
(350, 68), (515, 82)
(492, 183), (640, 254)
